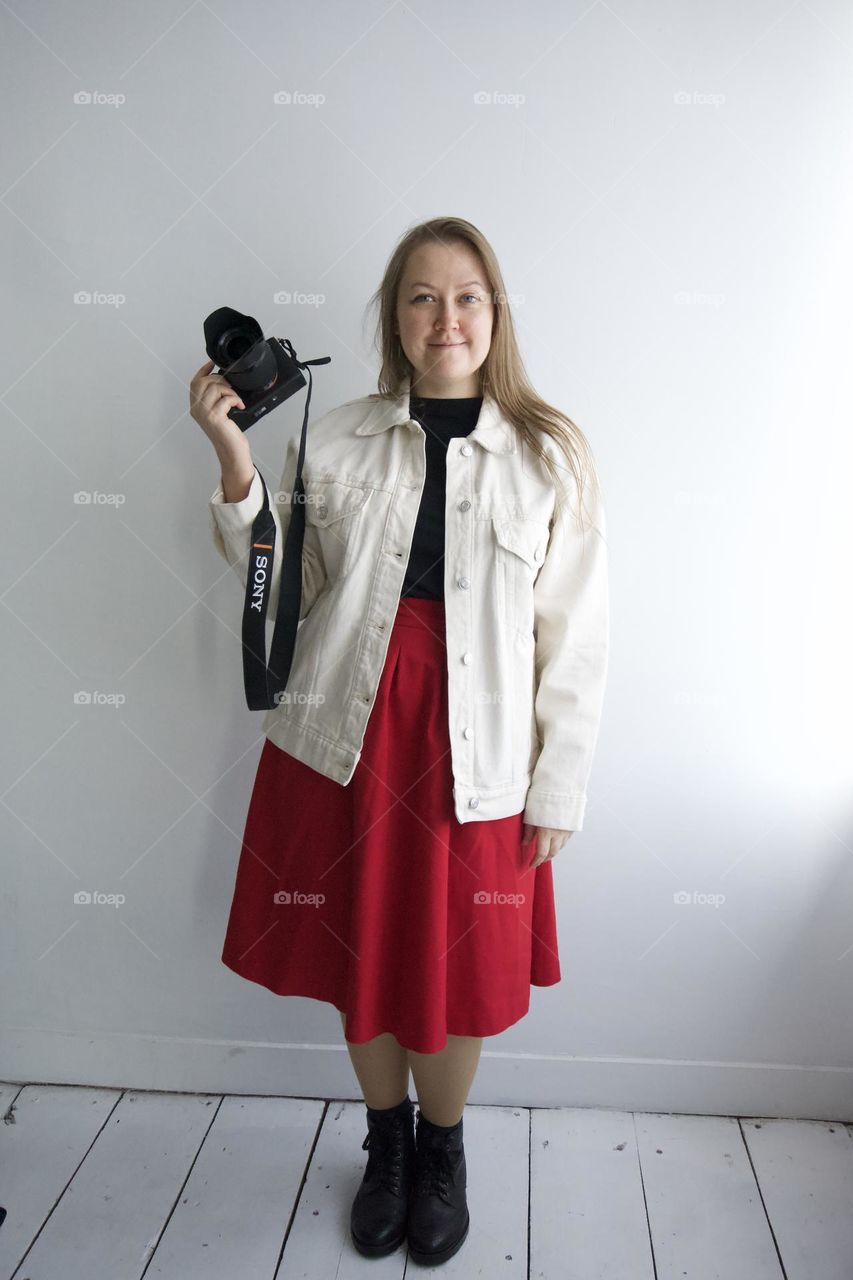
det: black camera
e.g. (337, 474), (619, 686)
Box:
(203, 306), (309, 432)
(202, 306), (331, 710)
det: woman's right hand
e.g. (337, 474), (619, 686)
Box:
(189, 358), (252, 461)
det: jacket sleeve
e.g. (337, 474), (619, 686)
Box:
(208, 435), (327, 622)
(522, 470), (610, 833)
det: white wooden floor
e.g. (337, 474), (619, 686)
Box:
(1, 1082), (852, 1278)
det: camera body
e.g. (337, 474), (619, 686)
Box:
(203, 306), (307, 432)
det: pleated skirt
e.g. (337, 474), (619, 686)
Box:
(220, 594), (561, 1054)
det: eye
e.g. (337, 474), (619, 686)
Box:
(411, 293), (482, 304)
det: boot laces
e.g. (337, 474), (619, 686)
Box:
(362, 1118), (405, 1195)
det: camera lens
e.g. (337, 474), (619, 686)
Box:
(204, 307), (280, 395)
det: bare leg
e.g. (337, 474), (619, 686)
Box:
(339, 1010), (411, 1109)
(407, 1035), (483, 1126)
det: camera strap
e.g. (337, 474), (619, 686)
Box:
(241, 347), (330, 710)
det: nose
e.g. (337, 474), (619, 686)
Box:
(434, 304), (461, 333)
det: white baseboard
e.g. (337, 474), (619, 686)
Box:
(2, 1026), (851, 1120)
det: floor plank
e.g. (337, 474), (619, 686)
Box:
(636, 1112), (783, 1280)
(9, 1090), (219, 1280)
(0, 1084), (121, 1277)
(146, 1095), (323, 1278)
(741, 1117), (853, 1280)
(531, 1107), (655, 1279)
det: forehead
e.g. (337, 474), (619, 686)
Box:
(402, 239), (485, 281)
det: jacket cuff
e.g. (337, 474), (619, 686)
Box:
(209, 467), (263, 533)
(522, 787), (587, 833)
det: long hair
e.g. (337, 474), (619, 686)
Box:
(365, 216), (603, 530)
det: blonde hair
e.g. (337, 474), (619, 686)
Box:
(365, 215), (603, 531)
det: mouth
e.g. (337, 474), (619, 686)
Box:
(429, 342), (466, 348)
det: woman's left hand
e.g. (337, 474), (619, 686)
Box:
(522, 824), (574, 869)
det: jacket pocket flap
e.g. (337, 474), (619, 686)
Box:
(305, 480), (371, 527)
(492, 515), (549, 569)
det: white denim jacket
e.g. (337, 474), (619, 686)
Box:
(208, 376), (609, 831)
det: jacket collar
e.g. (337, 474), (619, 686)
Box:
(354, 375), (517, 454)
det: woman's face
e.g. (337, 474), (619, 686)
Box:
(395, 240), (494, 397)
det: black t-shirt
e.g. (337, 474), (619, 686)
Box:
(401, 394), (484, 601)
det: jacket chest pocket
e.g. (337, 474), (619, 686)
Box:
(304, 479), (372, 580)
(492, 516), (549, 641)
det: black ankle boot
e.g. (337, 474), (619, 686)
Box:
(407, 1108), (470, 1266)
(350, 1094), (416, 1257)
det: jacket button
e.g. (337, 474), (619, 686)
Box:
(458, 499), (471, 511)
(468, 796), (480, 808)
(462, 652), (472, 664)
(463, 727), (473, 740)
(457, 576), (470, 590)
(460, 444), (473, 457)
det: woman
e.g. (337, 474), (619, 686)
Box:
(190, 216), (609, 1267)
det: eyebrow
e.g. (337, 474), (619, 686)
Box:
(408, 280), (487, 291)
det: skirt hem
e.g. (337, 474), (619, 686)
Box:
(220, 954), (561, 1054)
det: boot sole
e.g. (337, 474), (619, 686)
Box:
(407, 1208), (470, 1266)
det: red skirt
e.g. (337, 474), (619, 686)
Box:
(220, 595), (561, 1054)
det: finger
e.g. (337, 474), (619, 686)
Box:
(216, 392), (247, 412)
(200, 382), (240, 407)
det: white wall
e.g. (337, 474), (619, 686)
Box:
(3, 0), (852, 1118)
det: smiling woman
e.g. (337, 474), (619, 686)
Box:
(203, 215), (609, 1267)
